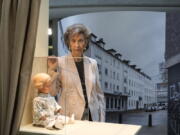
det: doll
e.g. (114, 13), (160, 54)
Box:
(32, 73), (74, 130)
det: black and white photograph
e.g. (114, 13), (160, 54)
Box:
(1, 1), (180, 135)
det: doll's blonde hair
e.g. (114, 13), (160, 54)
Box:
(32, 73), (51, 90)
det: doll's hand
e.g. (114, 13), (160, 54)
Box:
(55, 108), (61, 115)
(39, 115), (47, 121)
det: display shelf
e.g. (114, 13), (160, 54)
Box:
(19, 120), (142, 135)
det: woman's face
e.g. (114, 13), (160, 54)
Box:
(69, 33), (87, 58)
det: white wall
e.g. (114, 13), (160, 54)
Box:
(21, 0), (49, 126)
(34, 0), (49, 57)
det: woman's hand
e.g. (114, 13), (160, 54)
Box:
(47, 56), (58, 70)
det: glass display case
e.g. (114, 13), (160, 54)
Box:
(19, 56), (142, 135)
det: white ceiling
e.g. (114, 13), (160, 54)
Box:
(49, 0), (180, 19)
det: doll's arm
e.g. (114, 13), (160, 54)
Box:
(53, 98), (62, 114)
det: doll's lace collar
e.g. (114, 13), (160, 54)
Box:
(38, 93), (51, 97)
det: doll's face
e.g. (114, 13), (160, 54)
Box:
(33, 74), (52, 94)
(38, 79), (51, 94)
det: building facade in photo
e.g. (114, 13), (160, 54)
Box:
(85, 33), (156, 123)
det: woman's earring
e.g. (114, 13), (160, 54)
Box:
(83, 47), (87, 51)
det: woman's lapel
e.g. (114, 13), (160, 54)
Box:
(83, 56), (93, 102)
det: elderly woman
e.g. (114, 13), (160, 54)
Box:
(48, 24), (105, 122)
